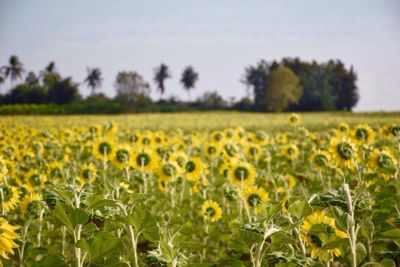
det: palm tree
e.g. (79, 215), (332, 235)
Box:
(84, 67), (102, 94)
(1, 55), (24, 89)
(180, 66), (199, 101)
(25, 71), (39, 85)
(153, 63), (171, 96)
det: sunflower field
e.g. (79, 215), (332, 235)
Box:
(0, 113), (400, 267)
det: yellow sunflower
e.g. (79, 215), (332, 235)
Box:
(201, 200), (222, 222)
(24, 170), (47, 191)
(351, 124), (375, 145)
(185, 157), (206, 181)
(301, 210), (348, 262)
(0, 186), (19, 213)
(157, 161), (181, 181)
(93, 137), (115, 160)
(0, 218), (20, 260)
(337, 122), (350, 134)
(330, 137), (358, 170)
(79, 163), (97, 185)
(131, 148), (157, 172)
(288, 113), (300, 126)
(369, 149), (397, 180)
(20, 193), (42, 216)
(312, 150), (332, 170)
(228, 160), (256, 187)
(242, 186), (269, 213)
(282, 144), (299, 160)
(112, 145), (132, 169)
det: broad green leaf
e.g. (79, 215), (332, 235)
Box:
(288, 200), (312, 219)
(356, 242), (367, 264)
(382, 229), (400, 239)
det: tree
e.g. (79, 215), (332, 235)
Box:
(84, 67), (102, 94)
(1, 55), (24, 89)
(196, 91), (227, 109)
(25, 71), (39, 85)
(46, 75), (80, 104)
(0, 75), (4, 89)
(265, 66), (303, 112)
(114, 71), (151, 107)
(153, 63), (171, 96)
(5, 84), (47, 104)
(180, 66), (199, 101)
(40, 61), (57, 83)
(242, 60), (270, 111)
(328, 60), (359, 111)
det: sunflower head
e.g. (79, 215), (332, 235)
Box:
(113, 145), (131, 169)
(312, 150), (331, 170)
(337, 122), (350, 134)
(288, 113), (300, 126)
(369, 149), (397, 180)
(301, 210), (347, 262)
(228, 161), (256, 187)
(201, 200), (222, 222)
(80, 163), (97, 184)
(0, 218), (20, 260)
(20, 193), (43, 217)
(93, 138), (115, 159)
(242, 186), (269, 212)
(330, 137), (357, 169)
(352, 124), (375, 145)
(282, 144), (299, 160)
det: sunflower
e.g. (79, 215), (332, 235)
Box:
(330, 137), (358, 170)
(158, 161), (181, 181)
(132, 148), (157, 172)
(312, 150), (332, 170)
(48, 161), (63, 180)
(157, 177), (169, 192)
(301, 210), (347, 261)
(288, 113), (300, 126)
(244, 144), (262, 160)
(0, 218), (20, 260)
(201, 200), (222, 222)
(0, 186), (19, 213)
(79, 163), (97, 185)
(352, 124), (375, 145)
(93, 137), (115, 160)
(337, 122), (350, 134)
(185, 157), (206, 181)
(112, 145), (132, 169)
(20, 193), (43, 217)
(282, 144), (299, 160)
(242, 186), (269, 213)
(24, 170), (47, 191)
(228, 160), (256, 187)
(369, 149), (397, 180)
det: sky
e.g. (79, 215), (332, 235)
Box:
(0, 0), (399, 111)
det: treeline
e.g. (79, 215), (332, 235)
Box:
(0, 55), (358, 114)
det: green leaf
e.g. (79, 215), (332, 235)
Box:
(53, 201), (73, 235)
(382, 229), (400, 239)
(77, 231), (121, 262)
(356, 242), (367, 264)
(360, 219), (374, 241)
(288, 200), (312, 219)
(70, 208), (89, 226)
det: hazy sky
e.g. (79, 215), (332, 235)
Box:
(1, 0), (399, 111)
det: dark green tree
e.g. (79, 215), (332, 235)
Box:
(46, 74), (80, 104)
(180, 66), (199, 101)
(1, 55), (24, 89)
(6, 84), (47, 104)
(84, 67), (102, 94)
(25, 71), (40, 85)
(153, 63), (171, 96)
(242, 60), (270, 111)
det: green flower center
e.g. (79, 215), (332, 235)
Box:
(136, 153), (150, 166)
(98, 142), (112, 155)
(355, 128), (369, 141)
(30, 174), (41, 186)
(82, 169), (92, 179)
(287, 147), (296, 155)
(234, 166), (249, 181)
(314, 154), (328, 167)
(250, 147), (258, 155)
(337, 142), (353, 160)
(206, 207), (216, 217)
(163, 163), (177, 177)
(27, 201), (42, 216)
(116, 149), (130, 163)
(391, 125), (400, 137)
(310, 234), (323, 248)
(207, 146), (216, 155)
(247, 194), (262, 208)
(1, 186), (12, 201)
(142, 138), (151, 145)
(185, 161), (196, 173)
(377, 154), (393, 168)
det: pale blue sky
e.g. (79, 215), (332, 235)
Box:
(1, 0), (399, 111)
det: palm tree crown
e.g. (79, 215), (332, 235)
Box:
(180, 66), (199, 101)
(153, 63), (171, 95)
(84, 67), (102, 94)
(1, 55), (24, 88)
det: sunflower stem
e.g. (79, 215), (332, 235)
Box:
(343, 183), (357, 267)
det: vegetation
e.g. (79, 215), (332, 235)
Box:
(0, 55), (361, 114)
(0, 114), (399, 266)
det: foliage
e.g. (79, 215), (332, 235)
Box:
(265, 66), (303, 112)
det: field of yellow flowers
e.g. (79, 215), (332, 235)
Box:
(0, 112), (399, 267)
